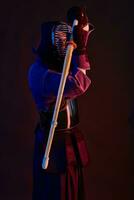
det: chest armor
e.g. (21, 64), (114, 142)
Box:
(39, 98), (79, 131)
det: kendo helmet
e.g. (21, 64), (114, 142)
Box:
(33, 21), (72, 72)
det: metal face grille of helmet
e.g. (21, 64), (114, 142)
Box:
(52, 23), (72, 57)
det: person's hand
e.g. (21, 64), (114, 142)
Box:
(66, 6), (88, 28)
(73, 25), (89, 54)
(66, 6), (90, 54)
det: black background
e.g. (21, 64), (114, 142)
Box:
(0, 0), (133, 199)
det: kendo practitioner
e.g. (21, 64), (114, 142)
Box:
(28, 6), (94, 200)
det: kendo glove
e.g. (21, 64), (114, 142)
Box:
(66, 6), (92, 55)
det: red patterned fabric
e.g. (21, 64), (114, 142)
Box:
(32, 126), (89, 200)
